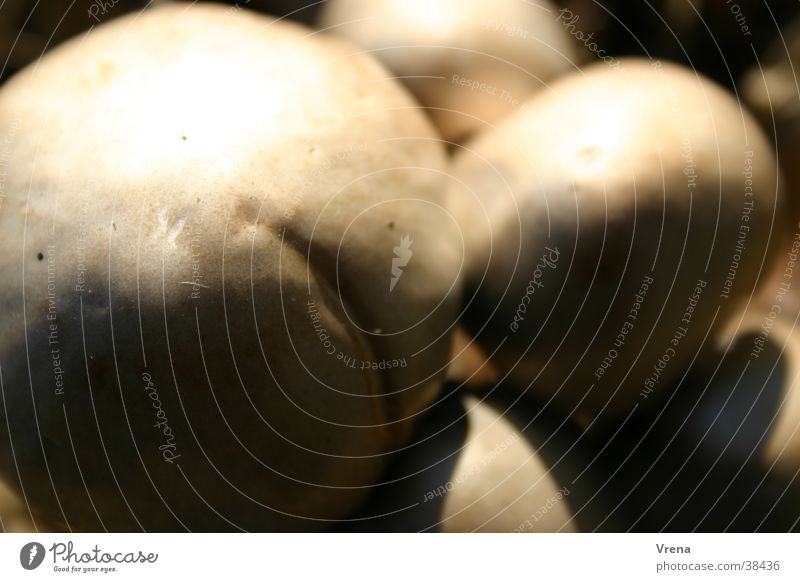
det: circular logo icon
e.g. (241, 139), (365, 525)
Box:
(19, 542), (46, 570)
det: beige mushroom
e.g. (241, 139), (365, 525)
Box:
(439, 397), (577, 532)
(449, 59), (784, 420)
(0, 2), (461, 531)
(334, 394), (590, 532)
(318, 0), (578, 143)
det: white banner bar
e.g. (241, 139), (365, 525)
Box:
(0, 533), (796, 581)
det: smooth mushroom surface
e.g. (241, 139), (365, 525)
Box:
(319, 0), (578, 143)
(0, 2), (462, 531)
(449, 58), (785, 420)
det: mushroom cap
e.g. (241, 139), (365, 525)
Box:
(450, 58), (784, 419)
(318, 0), (578, 142)
(0, 2), (462, 531)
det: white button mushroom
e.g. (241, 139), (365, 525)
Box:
(449, 59), (785, 420)
(0, 3), (461, 531)
(336, 394), (619, 532)
(318, 0), (579, 143)
(438, 396), (577, 532)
